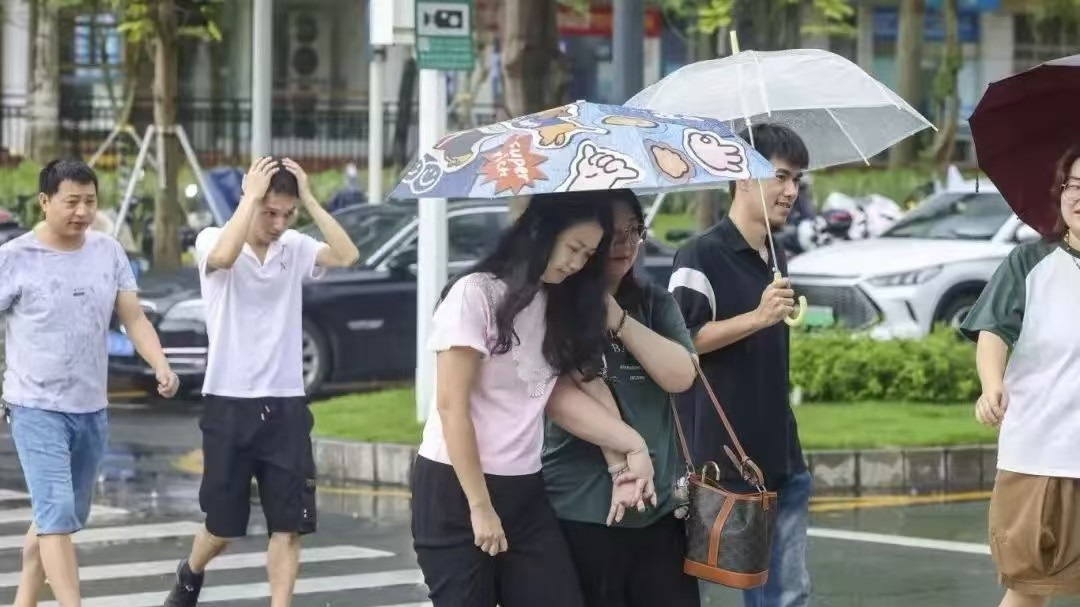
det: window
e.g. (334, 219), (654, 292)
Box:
(449, 211), (501, 263)
(882, 192), (1012, 240)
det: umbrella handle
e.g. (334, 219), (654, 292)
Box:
(774, 271), (807, 327)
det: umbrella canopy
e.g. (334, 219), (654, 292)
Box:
(389, 101), (774, 201)
(625, 48), (934, 170)
(969, 54), (1080, 237)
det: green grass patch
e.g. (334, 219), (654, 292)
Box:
(794, 401), (994, 450)
(311, 387), (423, 445)
(648, 211), (695, 246)
(310, 387), (994, 450)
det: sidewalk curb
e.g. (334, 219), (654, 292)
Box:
(310, 438), (998, 497)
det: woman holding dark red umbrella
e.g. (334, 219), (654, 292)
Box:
(961, 144), (1080, 607)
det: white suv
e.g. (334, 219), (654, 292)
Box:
(787, 183), (1039, 339)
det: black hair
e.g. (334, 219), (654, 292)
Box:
(39, 159), (98, 197)
(729, 123), (810, 198)
(609, 189), (648, 313)
(268, 158), (300, 198)
(440, 191), (614, 380)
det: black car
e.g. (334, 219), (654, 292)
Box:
(109, 199), (677, 396)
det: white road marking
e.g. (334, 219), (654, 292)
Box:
(0, 521), (201, 551)
(40, 569), (426, 607)
(0, 505), (129, 525)
(0, 489), (29, 502)
(808, 527), (990, 555)
(0, 544), (395, 588)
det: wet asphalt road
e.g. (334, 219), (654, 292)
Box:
(1, 399), (1078, 606)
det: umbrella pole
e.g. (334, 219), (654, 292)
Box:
(731, 30), (807, 327)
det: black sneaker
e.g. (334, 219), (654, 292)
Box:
(164, 559), (204, 607)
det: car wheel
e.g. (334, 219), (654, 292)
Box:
(301, 318), (330, 396)
(937, 292), (979, 331)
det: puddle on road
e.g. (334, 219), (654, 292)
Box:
(69, 441), (413, 524)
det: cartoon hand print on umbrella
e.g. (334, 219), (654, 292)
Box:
(684, 129), (749, 178)
(559, 142), (643, 192)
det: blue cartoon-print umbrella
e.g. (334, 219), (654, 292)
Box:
(389, 101), (775, 201)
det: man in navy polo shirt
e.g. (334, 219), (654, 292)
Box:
(669, 123), (812, 607)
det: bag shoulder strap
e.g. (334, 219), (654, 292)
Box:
(669, 357), (767, 491)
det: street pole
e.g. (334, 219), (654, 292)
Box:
(251, 0), (273, 159)
(614, 0), (645, 273)
(367, 46), (386, 204)
(415, 68), (448, 422)
(612, 0), (644, 104)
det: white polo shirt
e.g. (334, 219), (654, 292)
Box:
(194, 227), (327, 398)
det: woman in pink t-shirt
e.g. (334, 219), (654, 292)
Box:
(411, 192), (656, 607)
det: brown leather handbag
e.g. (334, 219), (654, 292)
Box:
(670, 358), (778, 589)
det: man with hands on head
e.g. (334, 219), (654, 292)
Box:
(1, 159), (179, 607)
(164, 157), (359, 607)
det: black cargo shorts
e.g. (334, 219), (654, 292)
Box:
(198, 394), (317, 538)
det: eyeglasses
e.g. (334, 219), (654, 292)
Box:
(1062, 182), (1080, 202)
(612, 223), (647, 246)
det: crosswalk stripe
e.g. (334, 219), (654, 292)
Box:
(0, 489), (29, 502)
(0, 544), (394, 588)
(0, 505), (129, 525)
(40, 569), (426, 607)
(0, 521), (201, 550)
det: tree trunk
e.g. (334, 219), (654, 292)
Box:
(731, 0), (802, 52)
(889, 0), (925, 168)
(391, 56), (417, 172)
(500, 0), (560, 117)
(26, 1), (60, 163)
(691, 29), (723, 231)
(151, 0), (183, 270)
(931, 0), (960, 178)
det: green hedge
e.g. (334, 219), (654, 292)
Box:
(790, 329), (980, 404)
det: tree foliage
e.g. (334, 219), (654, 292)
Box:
(657, 0), (855, 38)
(108, 0), (222, 47)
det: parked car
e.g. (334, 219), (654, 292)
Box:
(787, 185), (1038, 339)
(109, 199), (678, 396)
(0, 207), (26, 246)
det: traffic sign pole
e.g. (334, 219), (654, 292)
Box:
(415, 69), (448, 423)
(414, 0), (472, 422)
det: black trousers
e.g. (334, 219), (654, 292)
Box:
(410, 455), (585, 607)
(560, 515), (701, 607)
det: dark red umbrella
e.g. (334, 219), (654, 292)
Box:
(969, 54), (1080, 236)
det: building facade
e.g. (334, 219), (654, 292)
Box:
(0, 0), (1076, 171)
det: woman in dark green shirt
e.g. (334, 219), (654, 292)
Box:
(542, 189), (701, 607)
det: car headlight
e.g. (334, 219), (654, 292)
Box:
(159, 299), (207, 332)
(866, 266), (943, 287)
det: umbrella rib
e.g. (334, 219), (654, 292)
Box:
(734, 59), (780, 274)
(825, 108), (870, 166)
(751, 51), (771, 117)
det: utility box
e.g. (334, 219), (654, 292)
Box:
(370, 0), (416, 46)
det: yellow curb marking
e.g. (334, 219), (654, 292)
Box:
(809, 490), (991, 513)
(171, 448), (414, 499)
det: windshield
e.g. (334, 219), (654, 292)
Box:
(300, 205), (415, 264)
(882, 192), (1012, 240)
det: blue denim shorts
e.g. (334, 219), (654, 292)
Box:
(4, 403), (109, 535)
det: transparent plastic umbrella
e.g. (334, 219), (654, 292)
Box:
(626, 48), (935, 170)
(629, 45), (934, 328)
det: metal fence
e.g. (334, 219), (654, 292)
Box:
(0, 95), (501, 172)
